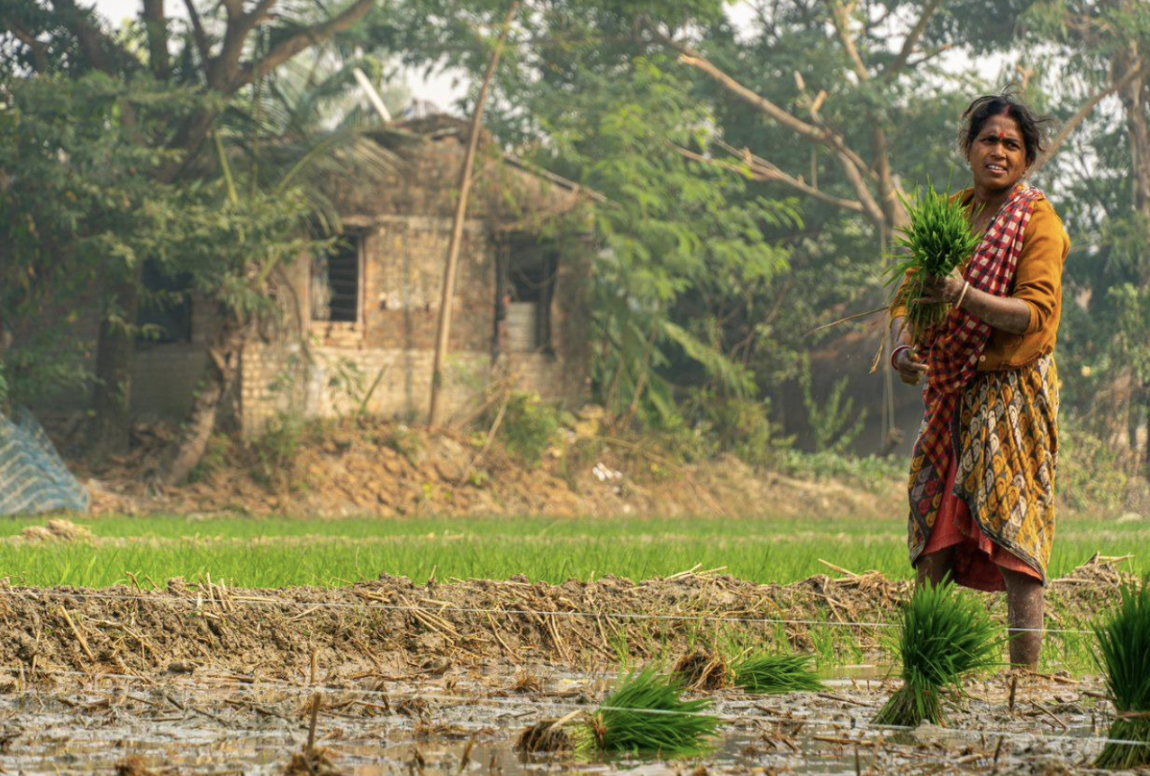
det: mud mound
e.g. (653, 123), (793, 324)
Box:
(0, 559), (1128, 684)
(17, 518), (92, 544)
(72, 418), (899, 520)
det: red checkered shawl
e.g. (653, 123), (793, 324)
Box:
(917, 183), (1043, 474)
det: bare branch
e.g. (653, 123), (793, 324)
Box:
(232, 0), (378, 89)
(181, 0), (212, 64)
(885, 0), (945, 78)
(706, 140), (869, 214)
(142, 0), (170, 77)
(50, 0), (132, 73)
(1031, 58), (1147, 174)
(830, 1), (868, 81)
(9, 23), (50, 72)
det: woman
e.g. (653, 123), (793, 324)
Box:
(890, 94), (1070, 669)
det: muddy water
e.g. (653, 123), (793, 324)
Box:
(0, 670), (1122, 775)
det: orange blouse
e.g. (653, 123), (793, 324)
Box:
(891, 192), (1071, 371)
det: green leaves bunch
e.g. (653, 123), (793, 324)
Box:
(575, 666), (721, 758)
(873, 578), (1003, 727)
(889, 185), (981, 346)
(730, 653), (823, 694)
(1094, 580), (1150, 769)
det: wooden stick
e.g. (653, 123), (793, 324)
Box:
(59, 606), (95, 662)
(307, 692), (321, 751)
(428, 0), (520, 426)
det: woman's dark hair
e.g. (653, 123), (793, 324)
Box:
(960, 93), (1053, 166)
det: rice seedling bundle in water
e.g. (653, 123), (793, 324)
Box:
(730, 653), (822, 694)
(578, 667), (721, 758)
(873, 578), (1002, 727)
(1095, 581), (1150, 769)
(889, 185), (982, 346)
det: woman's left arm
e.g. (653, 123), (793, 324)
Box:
(920, 206), (1069, 336)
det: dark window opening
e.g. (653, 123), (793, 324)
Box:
(138, 260), (192, 343)
(497, 238), (558, 354)
(312, 235), (361, 323)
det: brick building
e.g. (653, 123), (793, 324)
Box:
(129, 116), (597, 435)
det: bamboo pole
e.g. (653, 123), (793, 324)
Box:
(428, 1), (520, 426)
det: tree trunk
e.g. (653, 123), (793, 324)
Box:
(155, 315), (247, 485)
(87, 274), (140, 459)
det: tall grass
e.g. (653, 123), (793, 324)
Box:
(873, 578), (1003, 727)
(1095, 581), (1150, 769)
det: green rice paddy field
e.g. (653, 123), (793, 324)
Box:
(0, 512), (1143, 589)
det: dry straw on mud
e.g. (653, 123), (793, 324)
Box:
(888, 184), (981, 346)
(517, 667), (720, 758)
(1094, 580), (1150, 769)
(873, 578), (1002, 728)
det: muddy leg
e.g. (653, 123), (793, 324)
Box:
(1002, 568), (1044, 669)
(915, 547), (954, 587)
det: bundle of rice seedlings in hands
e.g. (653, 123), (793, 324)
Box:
(889, 184), (982, 346)
(873, 578), (1002, 728)
(577, 666), (721, 758)
(729, 653), (822, 694)
(1095, 581), (1150, 769)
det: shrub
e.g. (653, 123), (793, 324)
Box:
(498, 392), (560, 467)
(251, 412), (306, 491)
(1060, 421), (1133, 514)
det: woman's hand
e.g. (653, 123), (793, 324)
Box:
(894, 346), (928, 386)
(919, 267), (966, 305)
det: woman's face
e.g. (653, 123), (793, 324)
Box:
(967, 113), (1029, 194)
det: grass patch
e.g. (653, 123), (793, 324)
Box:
(0, 513), (1141, 590)
(1094, 580), (1150, 769)
(873, 578), (1003, 728)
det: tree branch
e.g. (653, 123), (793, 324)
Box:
(50, 0), (133, 74)
(704, 140), (868, 214)
(9, 23), (50, 72)
(142, 0), (170, 77)
(830, 1), (869, 82)
(1031, 58), (1147, 175)
(181, 0), (212, 65)
(885, 0), (945, 78)
(232, 0), (379, 89)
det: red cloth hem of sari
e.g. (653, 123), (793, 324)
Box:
(919, 453), (1041, 593)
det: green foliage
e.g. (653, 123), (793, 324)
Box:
(781, 450), (906, 494)
(730, 653), (822, 694)
(251, 413), (307, 491)
(1094, 579), (1150, 769)
(682, 392), (785, 467)
(577, 666), (720, 758)
(187, 434), (233, 484)
(799, 361), (867, 455)
(889, 185), (981, 346)
(497, 392), (561, 467)
(1059, 421), (1133, 513)
(874, 578), (1003, 728)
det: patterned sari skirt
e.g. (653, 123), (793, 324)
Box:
(907, 356), (1059, 591)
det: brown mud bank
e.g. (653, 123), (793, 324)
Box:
(0, 558), (1127, 685)
(70, 418), (901, 519)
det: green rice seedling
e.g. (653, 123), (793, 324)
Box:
(888, 184), (981, 346)
(730, 653), (822, 694)
(1094, 581), (1150, 769)
(576, 666), (722, 758)
(873, 578), (1003, 728)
